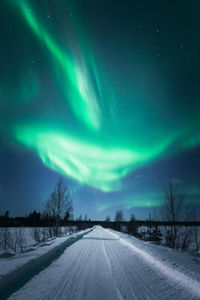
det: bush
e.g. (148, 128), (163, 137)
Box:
(16, 228), (26, 252)
(30, 227), (41, 243)
(0, 227), (12, 251)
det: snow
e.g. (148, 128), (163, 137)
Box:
(107, 229), (200, 298)
(0, 227), (81, 277)
(3, 226), (200, 300)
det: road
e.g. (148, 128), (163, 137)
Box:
(9, 226), (200, 300)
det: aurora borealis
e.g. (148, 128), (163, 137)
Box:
(0, 0), (200, 219)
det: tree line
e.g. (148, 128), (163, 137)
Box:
(1, 179), (200, 253)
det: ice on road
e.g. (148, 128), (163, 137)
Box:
(9, 226), (200, 300)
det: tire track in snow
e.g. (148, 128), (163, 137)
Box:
(106, 229), (200, 299)
(9, 227), (122, 300)
(8, 227), (199, 300)
(102, 240), (124, 300)
(104, 237), (162, 300)
(42, 241), (86, 300)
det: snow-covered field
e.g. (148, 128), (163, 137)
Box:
(0, 226), (80, 277)
(138, 225), (200, 253)
(0, 226), (77, 255)
(1, 226), (200, 300)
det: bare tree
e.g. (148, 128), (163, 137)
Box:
(190, 204), (200, 255)
(44, 178), (72, 236)
(128, 213), (138, 236)
(30, 227), (41, 243)
(64, 198), (73, 221)
(16, 228), (26, 252)
(41, 227), (49, 242)
(161, 182), (186, 248)
(162, 182), (185, 222)
(1, 227), (11, 251)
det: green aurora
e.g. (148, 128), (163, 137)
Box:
(1, 0), (200, 214)
(98, 187), (200, 211)
(10, 0), (200, 189)
(15, 0), (102, 130)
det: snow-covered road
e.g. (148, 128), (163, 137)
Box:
(9, 226), (200, 300)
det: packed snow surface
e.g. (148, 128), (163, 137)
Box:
(8, 226), (200, 300)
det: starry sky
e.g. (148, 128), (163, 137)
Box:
(0, 0), (200, 220)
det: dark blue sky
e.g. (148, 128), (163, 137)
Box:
(0, 0), (200, 220)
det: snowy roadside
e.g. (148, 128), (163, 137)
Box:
(0, 227), (94, 299)
(6, 226), (200, 300)
(0, 227), (93, 278)
(106, 229), (200, 287)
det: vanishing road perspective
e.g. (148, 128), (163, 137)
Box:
(7, 226), (200, 300)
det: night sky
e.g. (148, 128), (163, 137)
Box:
(0, 0), (200, 220)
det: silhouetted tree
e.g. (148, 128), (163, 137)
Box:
(16, 228), (26, 252)
(105, 216), (111, 222)
(128, 213), (138, 236)
(3, 210), (10, 227)
(44, 178), (71, 236)
(190, 204), (200, 255)
(146, 213), (153, 240)
(129, 213), (136, 222)
(4, 210), (9, 219)
(30, 227), (41, 243)
(161, 182), (186, 248)
(28, 210), (41, 226)
(114, 210), (124, 222)
(64, 198), (73, 221)
(1, 227), (11, 251)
